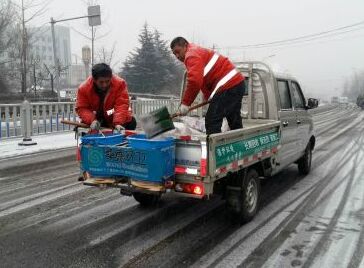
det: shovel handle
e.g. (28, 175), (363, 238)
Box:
(61, 120), (89, 128)
(61, 120), (113, 132)
(171, 101), (210, 118)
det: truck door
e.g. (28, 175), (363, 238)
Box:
(290, 81), (310, 155)
(277, 80), (298, 168)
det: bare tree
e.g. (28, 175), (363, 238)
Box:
(0, 1), (17, 93)
(0, 1), (15, 56)
(20, 0), (52, 94)
(95, 43), (119, 67)
(0, 0), (52, 94)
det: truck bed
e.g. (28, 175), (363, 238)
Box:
(174, 119), (281, 196)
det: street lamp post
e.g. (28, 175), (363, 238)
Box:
(50, 17), (61, 102)
(50, 5), (101, 101)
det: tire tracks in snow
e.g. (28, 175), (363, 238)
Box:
(236, 124), (364, 268)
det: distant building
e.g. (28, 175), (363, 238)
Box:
(29, 25), (71, 68)
(69, 64), (87, 87)
(0, 25), (73, 92)
(28, 25), (72, 87)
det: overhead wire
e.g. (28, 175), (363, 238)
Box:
(218, 20), (364, 50)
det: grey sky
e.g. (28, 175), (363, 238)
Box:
(32, 0), (364, 100)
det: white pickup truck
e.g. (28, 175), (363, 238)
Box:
(82, 61), (318, 223)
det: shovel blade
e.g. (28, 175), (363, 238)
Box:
(140, 106), (175, 138)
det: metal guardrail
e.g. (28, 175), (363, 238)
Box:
(0, 102), (77, 140)
(0, 99), (193, 140)
(131, 99), (179, 117)
(131, 99), (204, 119)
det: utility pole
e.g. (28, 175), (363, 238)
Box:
(50, 17), (61, 102)
(33, 60), (36, 95)
(44, 63), (54, 95)
(21, 0), (27, 95)
(91, 26), (95, 66)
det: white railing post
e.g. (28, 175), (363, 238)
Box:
(19, 100), (37, 146)
(169, 97), (174, 114)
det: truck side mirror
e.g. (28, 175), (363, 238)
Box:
(307, 98), (319, 109)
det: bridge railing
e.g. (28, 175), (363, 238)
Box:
(1, 98), (195, 140)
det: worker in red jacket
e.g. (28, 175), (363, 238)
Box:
(76, 63), (136, 132)
(171, 37), (245, 134)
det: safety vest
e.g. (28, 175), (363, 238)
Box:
(203, 53), (238, 100)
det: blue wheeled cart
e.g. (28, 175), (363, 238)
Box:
(79, 132), (175, 206)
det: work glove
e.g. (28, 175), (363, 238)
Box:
(178, 104), (190, 116)
(114, 124), (125, 133)
(90, 120), (101, 131)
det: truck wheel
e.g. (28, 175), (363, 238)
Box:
(298, 142), (312, 175)
(133, 192), (161, 207)
(227, 169), (261, 223)
(240, 169), (260, 223)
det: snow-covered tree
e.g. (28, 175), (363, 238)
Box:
(121, 23), (183, 95)
(153, 29), (184, 94)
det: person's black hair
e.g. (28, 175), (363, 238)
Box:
(92, 63), (112, 79)
(170, 37), (189, 49)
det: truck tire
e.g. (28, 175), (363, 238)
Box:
(298, 142), (312, 175)
(227, 169), (261, 223)
(133, 192), (161, 207)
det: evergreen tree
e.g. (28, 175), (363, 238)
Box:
(121, 23), (183, 95)
(153, 29), (184, 94)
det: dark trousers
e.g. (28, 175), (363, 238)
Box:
(123, 116), (137, 130)
(100, 116), (137, 130)
(205, 82), (245, 135)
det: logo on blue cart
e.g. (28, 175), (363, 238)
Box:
(88, 147), (104, 167)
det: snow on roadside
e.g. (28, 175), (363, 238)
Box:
(0, 132), (77, 159)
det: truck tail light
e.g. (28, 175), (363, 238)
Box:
(200, 159), (207, 177)
(193, 185), (203, 195)
(179, 135), (192, 141)
(175, 183), (204, 196)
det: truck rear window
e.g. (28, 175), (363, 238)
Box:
(277, 80), (292, 109)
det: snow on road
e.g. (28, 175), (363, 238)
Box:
(0, 132), (76, 159)
(0, 105), (364, 268)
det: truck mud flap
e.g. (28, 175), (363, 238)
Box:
(225, 185), (243, 213)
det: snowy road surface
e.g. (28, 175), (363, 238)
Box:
(0, 132), (76, 159)
(0, 106), (363, 268)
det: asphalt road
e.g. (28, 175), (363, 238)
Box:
(0, 105), (363, 268)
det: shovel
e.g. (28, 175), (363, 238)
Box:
(140, 101), (210, 139)
(60, 120), (112, 136)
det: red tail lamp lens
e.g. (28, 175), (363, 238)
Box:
(193, 185), (203, 195)
(175, 183), (204, 195)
